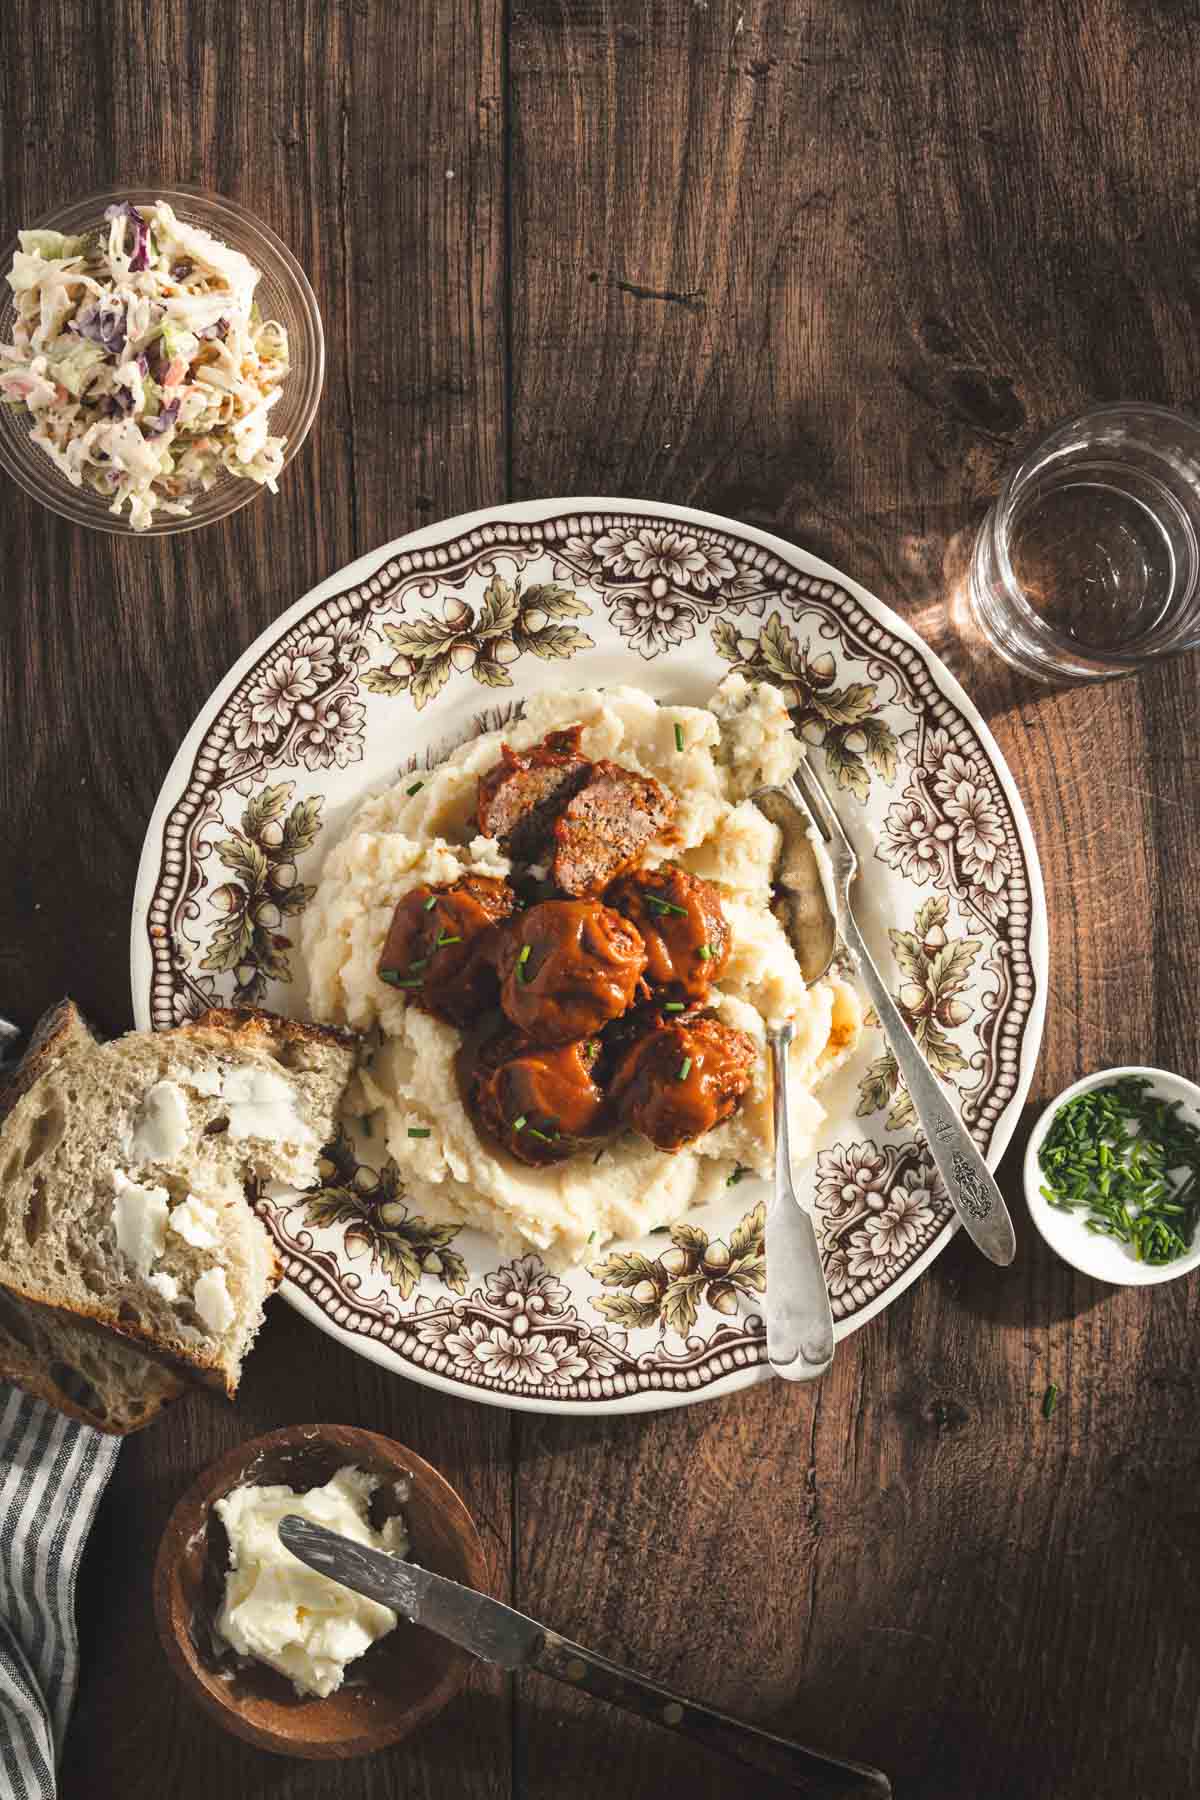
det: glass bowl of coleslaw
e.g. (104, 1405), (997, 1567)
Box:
(0, 186), (324, 534)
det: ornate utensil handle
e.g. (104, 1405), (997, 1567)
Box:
(766, 1021), (836, 1378)
(842, 912), (1016, 1266)
(534, 1628), (892, 1797)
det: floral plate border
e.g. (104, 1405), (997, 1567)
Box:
(131, 498), (1047, 1415)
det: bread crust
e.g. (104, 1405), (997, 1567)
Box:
(0, 1286), (188, 1434)
(0, 998), (94, 1126)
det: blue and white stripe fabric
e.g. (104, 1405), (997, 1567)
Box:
(0, 1387), (119, 1799)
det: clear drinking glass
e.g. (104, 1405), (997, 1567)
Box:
(968, 403), (1200, 682)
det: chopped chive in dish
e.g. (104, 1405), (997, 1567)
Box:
(517, 943), (533, 982)
(677, 1057), (692, 1082)
(1038, 1077), (1200, 1265)
(436, 933), (462, 948)
(406, 781), (424, 796)
(423, 894), (438, 911)
(663, 1001), (685, 1013)
(673, 722), (685, 752)
(647, 894), (688, 918)
(726, 1164), (747, 1186)
(407, 1126), (431, 1139)
(407, 957), (429, 973)
(1042, 1383), (1059, 1419)
(528, 1126), (556, 1144)
(698, 944), (712, 961)
(512, 1115), (528, 1132)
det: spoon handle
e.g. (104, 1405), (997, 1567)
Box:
(534, 1627), (892, 1796)
(841, 910), (1016, 1266)
(765, 1022), (836, 1379)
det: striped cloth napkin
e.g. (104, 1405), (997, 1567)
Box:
(0, 1386), (119, 1799)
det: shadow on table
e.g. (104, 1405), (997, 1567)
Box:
(925, 1100), (1113, 1330)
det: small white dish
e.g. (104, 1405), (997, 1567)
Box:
(1024, 1066), (1200, 1286)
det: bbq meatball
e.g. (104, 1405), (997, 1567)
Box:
(552, 761), (676, 895)
(495, 899), (647, 1045)
(476, 727), (591, 863)
(609, 1014), (756, 1151)
(470, 1033), (607, 1167)
(378, 874), (515, 1026)
(604, 864), (731, 1002)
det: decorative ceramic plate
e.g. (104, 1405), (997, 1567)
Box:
(133, 499), (1047, 1414)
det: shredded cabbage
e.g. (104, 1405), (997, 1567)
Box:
(1, 200), (292, 528)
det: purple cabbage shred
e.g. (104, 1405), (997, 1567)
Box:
(143, 399), (180, 437)
(103, 201), (151, 272)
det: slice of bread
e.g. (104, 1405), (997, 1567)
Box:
(0, 1002), (357, 1402)
(0, 1003), (188, 1433)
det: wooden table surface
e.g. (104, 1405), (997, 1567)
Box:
(3, 3), (1199, 1797)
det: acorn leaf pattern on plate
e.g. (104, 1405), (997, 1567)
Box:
(712, 612), (899, 800)
(364, 578), (594, 707)
(589, 1202), (766, 1335)
(303, 1130), (468, 1300)
(855, 892), (982, 1129)
(199, 781), (321, 1003)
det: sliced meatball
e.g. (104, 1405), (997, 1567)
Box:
(378, 874), (515, 1026)
(605, 864), (730, 1002)
(495, 899), (647, 1045)
(471, 1032), (608, 1167)
(609, 1014), (756, 1152)
(552, 762), (676, 896)
(476, 727), (591, 863)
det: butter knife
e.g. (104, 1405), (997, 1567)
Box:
(279, 1516), (891, 1797)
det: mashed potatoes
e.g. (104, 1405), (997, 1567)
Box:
(302, 677), (861, 1260)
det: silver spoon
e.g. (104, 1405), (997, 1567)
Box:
(752, 785), (840, 1381)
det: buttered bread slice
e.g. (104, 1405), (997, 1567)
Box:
(0, 1001), (357, 1402)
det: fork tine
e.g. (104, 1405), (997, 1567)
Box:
(790, 754), (854, 859)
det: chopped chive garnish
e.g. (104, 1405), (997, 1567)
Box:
(1042, 1383), (1059, 1419)
(407, 957), (429, 972)
(677, 1057), (692, 1081)
(423, 894), (438, 911)
(698, 944), (712, 960)
(436, 933), (462, 947)
(663, 1001), (685, 1012)
(517, 943), (533, 983)
(406, 781), (424, 795)
(528, 1126), (556, 1144)
(408, 1126), (432, 1138)
(726, 1164), (747, 1186)
(379, 968), (404, 986)
(646, 894), (688, 917)
(388, 976), (424, 989)
(1037, 1077), (1200, 1266)
(674, 722), (684, 752)
(512, 1115), (528, 1131)
(517, 944), (531, 963)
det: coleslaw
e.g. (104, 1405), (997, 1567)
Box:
(0, 200), (291, 529)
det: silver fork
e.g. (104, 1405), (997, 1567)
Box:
(790, 754), (1016, 1267)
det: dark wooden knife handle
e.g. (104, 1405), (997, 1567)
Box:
(532, 1629), (891, 1797)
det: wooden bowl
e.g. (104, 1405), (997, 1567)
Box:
(153, 1424), (487, 1758)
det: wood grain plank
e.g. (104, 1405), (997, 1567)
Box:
(508, 4), (1200, 1797)
(0, 4), (511, 1798)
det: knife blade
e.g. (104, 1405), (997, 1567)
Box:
(279, 1512), (542, 1669)
(279, 1516), (892, 1797)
